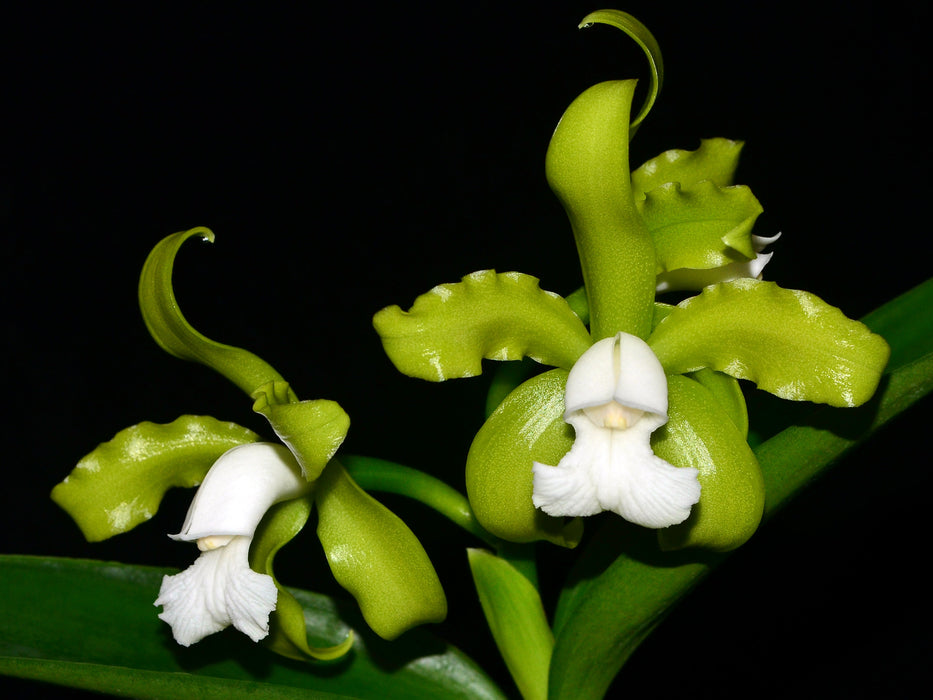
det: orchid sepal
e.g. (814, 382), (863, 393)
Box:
(138, 227), (288, 396)
(466, 368), (583, 547)
(373, 269), (591, 380)
(648, 278), (890, 407)
(652, 375), (764, 551)
(51, 415), (260, 542)
(315, 461), (447, 641)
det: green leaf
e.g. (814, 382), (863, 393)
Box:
(51, 416), (260, 541)
(314, 461), (448, 641)
(631, 138), (745, 199)
(578, 9), (663, 132)
(638, 181), (763, 271)
(373, 270), (590, 380)
(468, 549), (554, 700)
(0, 555), (506, 699)
(138, 227), (288, 396)
(652, 375), (764, 551)
(648, 279), (890, 407)
(465, 369), (583, 547)
(252, 381), (350, 482)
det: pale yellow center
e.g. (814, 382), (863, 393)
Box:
(583, 401), (644, 430)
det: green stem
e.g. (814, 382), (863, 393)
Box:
(341, 455), (500, 548)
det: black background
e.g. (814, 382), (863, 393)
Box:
(5, 1), (930, 697)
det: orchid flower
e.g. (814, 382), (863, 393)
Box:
(53, 228), (446, 658)
(155, 442), (307, 646)
(374, 12), (889, 553)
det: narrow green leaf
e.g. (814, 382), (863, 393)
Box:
(638, 181), (763, 271)
(578, 9), (663, 132)
(648, 279), (890, 407)
(465, 369), (583, 547)
(314, 461), (448, 641)
(138, 228), (288, 396)
(0, 555), (506, 699)
(468, 549), (554, 700)
(51, 416), (259, 541)
(374, 270), (590, 380)
(631, 138), (745, 199)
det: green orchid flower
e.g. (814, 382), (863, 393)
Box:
(53, 228), (446, 658)
(374, 11), (889, 553)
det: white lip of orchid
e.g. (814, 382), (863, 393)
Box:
(155, 442), (309, 647)
(656, 231), (782, 293)
(532, 332), (701, 529)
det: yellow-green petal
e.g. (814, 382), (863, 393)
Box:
(138, 227), (288, 396)
(631, 138), (745, 200)
(51, 416), (259, 542)
(249, 496), (354, 662)
(648, 279), (890, 407)
(653, 375), (764, 551)
(315, 461), (447, 641)
(252, 380), (350, 482)
(465, 369), (583, 547)
(374, 270), (591, 380)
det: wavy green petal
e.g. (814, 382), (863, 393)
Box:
(638, 181), (763, 272)
(252, 381), (350, 482)
(631, 138), (745, 199)
(653, 375), (764, 551)
(138, 228), (288, 396)
(578, 9), (663, 132)
(315, 461), (447, 640)
(249, 496), (353, 661)
(466, 369), (582, 547)
(51, 416), (259, 541)
(648, 279), (890, 407)
(374, 270), (591, 380)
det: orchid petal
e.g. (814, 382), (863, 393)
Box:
(51, 416), (259, 542)
(648, 279), (890, 407)
(632, 138), (745, 199)
(155, 535), (278, 646)
(374, 270), (591, 380)
(171, 443), (308, 543)
(465, 369), (583, 547)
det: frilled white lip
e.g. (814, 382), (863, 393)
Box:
(656, 232), (781, 293)
(532, 332), (700, 528)
(155, 442), (308, 646)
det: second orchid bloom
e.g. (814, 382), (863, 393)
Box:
(374, 12), (888, 554)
